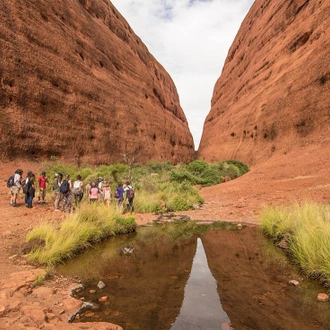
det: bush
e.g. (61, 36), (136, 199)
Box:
(170, 168), (197, 184)
(199, 166), (223, 186)
(186, 159), (209, 175)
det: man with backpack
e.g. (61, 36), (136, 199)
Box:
(8, 169), (23, 207)
(124, 181), (135, 213)
(60, 174), (72, 213)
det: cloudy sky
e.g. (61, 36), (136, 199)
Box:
(111, 0), (255, 149)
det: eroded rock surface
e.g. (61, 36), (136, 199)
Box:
(199, 0), (330, 166)
(0, 0), (194, 164)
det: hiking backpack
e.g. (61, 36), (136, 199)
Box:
(60, 180), (69, 193)
(22, 179), (29, 194)
(6, 175), (15, 188)
(128, 187), (134, 199)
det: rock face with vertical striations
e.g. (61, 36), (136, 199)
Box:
(198, 0), (330, 166)
(0, 0), (195, 165)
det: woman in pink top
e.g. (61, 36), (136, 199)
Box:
(89, 182), (99, 203)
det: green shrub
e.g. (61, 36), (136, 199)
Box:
(170, 168), (197, 184)
(186, 159), (209, 175)
(199, 166), (223, 186)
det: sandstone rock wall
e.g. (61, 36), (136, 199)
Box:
(0, 0), (195, 165)
(198, 0), (330, 166)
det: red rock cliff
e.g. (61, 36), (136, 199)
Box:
(0, 0), (195, 165)
(198, 0), (330, 166)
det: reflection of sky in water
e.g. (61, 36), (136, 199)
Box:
(171, 237), (231, 330)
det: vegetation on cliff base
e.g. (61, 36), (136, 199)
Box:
(42, 159), (249, 213)
(260, 201), (330, 282)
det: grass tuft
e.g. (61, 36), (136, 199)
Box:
(26, 203), (136, 266)
(260, 201), (330, 281)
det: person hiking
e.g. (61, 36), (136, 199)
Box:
(89, 182), (99, 203)
(25, 172), (36, 208)
(22, 171), (33, 206)
(115, 182), (124, 212)
(85, 181), (92, 199)
(37, 171), (48, 204)
(61, 174), (72, 213)
(98, 177), (104, 202)
(53, 173), (62, 211)
(9, 169), (23, 207)
(72, 175), (84, 206)
(124, 181), (135, 213)
(102, 181), (112, 207)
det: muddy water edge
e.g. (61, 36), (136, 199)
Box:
(56, 223), (330, 330)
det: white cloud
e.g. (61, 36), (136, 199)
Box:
(111, 0), (254, 149)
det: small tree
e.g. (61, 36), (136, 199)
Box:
(122, 144), (141, 183)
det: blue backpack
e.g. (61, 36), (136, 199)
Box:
(60, 180), (70, 193)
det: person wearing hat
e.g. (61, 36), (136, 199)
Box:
(38, 171), (48, 204)
(102, 181), (112, 207)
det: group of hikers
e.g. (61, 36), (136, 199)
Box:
(7, 168), (135, 213)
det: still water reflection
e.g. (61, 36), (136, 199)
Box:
(57, 224), (329, 330)
(171, 237), (231, 330)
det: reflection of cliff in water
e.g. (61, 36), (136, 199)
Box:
(171, 237), (231, 329)
(59, 230), (198, 330)
(202, 227), (329, 330)
(59, 225), (330, 329)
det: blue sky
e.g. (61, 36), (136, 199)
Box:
(111, 0), (255, 148)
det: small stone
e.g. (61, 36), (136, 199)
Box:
(0, 305), (6, 316)
(278, 238), (289, 249)
(289, 280), (300, 286)
(98, 296), (108, 302)
(317, 293), (329, 302)
(89, 289), (97, 294)
(46, 312), (57, 321)
(97, 281), (106, 289)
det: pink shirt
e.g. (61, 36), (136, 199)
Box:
(89, 187), (99, 199)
